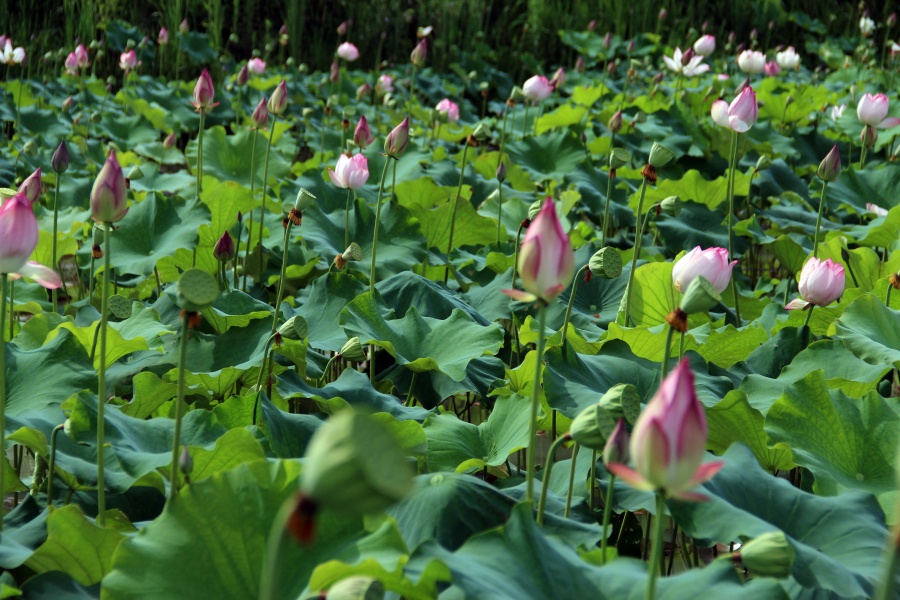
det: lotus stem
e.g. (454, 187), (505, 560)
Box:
(0, 273), (6, 531)
(344, 188), (353, 249)
(560, 265), (588, 357)
(169, 308), (192, 501)
(646, 492), (667, 600)
(96, 225), (112, 525)
(52, 173), (62, 313)
(196, 111), (205, 195)
(444, 141), (471, 284)
(244, 128), (259, 292)
(564, 443), (580, 518)
(251, 334), (278, 426)
(271, 220), (294, 333)
(258, 113), (281, 284)
(537, 433), (571, 525)
(602, 164), (615, 246)
(726, 129), (742, 323)
(46, 423), (64, 508)
(369, 157), (393, 295)
(812, 181), (828, 259)
(661, 324), (676, 380)
(623, 177), (650, 326)
(525, 302), (548, 506)
(496, 180), (504, 244)
(600, 473), (616, 565)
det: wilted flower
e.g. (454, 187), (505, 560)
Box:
(693, 35), (715, 56)
(710, 86), (758, 132)
(736, 49), (765, 74)
(90, 150), (128, 223)
(435, 98), (460, 122)
(663, 47), (709, 77)
(775, 46), (800, 70)
(247, 57), (266, 75)
(336, 42), (359, 61)
(607, 359), (723, 500)
(672, 246), (737, 294)
(786, 257), (845, 309)
(328, 154), (369, 190)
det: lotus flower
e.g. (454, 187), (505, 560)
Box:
(336, 42), (359, 61)
(763, 60), (781, 77)
(356, 82), (372, 101)
(119, 49), (137, 72)
(247, 57), (266, 75)
(736, 50), (765, 74)
(857, 93), (900, 128)
(522, 75), (553, 102)
(867, 203), (889, 217)
(0, 192), (61, 288)
(663, 47), (709, 77)
(64, 52), (78, 75)
(693, 35), (715, 56)
(90, 150), (128, 223)
(74, 44), (89, 68)
(0, 39), (25, 65)
(251, 97), (269, 129)
(606, 359), (723, 500)
(710, 86), (757, 132)
(860, 16), (875, 36)
(267, 80), (288, 116)
(158, 28), (169, 45)
(353, 116), (374, 149)
(384, 117), (409, 158)
(17, 168), (41, 204)
(831, 104), (846, 121)
(410, 38), (427, 67)
(503, 198), (574, 303)
(435, 98), (460, 122)
(191, 69), (218, 112)
(328, 154), (369, 190)
(786, 258), (845, 310)
(377, 75), (394, 94)
(775, 46), (800, 70)
(672, 246), (737, 294)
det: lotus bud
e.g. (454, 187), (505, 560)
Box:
(179, 19), (189, 34)
(598, 383), (642, 425)
(339, 337), (367, 362)
(237, 64), (249, 86)
(179, 445), (193, 480)
(353, 115), (374, 149)
(602, 419), (630, 468)
(278, 315), (308, 341)
(384, 117), (410, 158)
(91, 150), (128, 223)
(569, 402), (615, 449)
(325, 576), (385, 600)
(602, 32), (611, 49)
(213, 231), (235, 262)
(648, 142), (675, 168)
(588, 246), (622, 279)
(733, 532), (795, 578)
(410, 38), (427, 67)
(575, 55), (585, 72)
(191, 69), (218, 112)
(672, 246), (736, 294)
(496, 162), (506, 182)
(608, 109), (623, 133)
(52, 140), (69, 174)
(268, 80), (288, 116)
(0, 192), (39, 275)
(508, 199), (575, 304)
(251, 97), (269, 129)
(356, 82), (372, 101)
(126, 164), (144, 180)
(162, 132), (177, 149)
(755, 155), (773, 171)
(817, 144), (841, 182)
(22, 141), (37, 156)
(860, 125), (877, 148)
(62, 96), (74, 112)
(17, 168), (41, 203)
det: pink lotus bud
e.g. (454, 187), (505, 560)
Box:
(337, 42), (359, 62)
(608, 109), (623, 133)
(888, 12), (897, 27)
(775, 46), (799, 70)
(789, 258), (845, 308)
(163, 132), (176, 149)
(711, 86), (757, 132)
(575, 55), (585, 72)
(607, 359), (723, 500)
(550, 67), (566, 89)
(279, 24), (287, 36)
(180, 19), (189, 34)
(337, 21), (349, 35)
(329, 60), (339, 83)
(603, 419), (630, 468)
(247, 57), (266, 75)
(356, 82), (372, 101)
(119, 49), (137, 72)
(90, 150), (128, 223)
(74, 44), (89, 68)
(736, 49), (765, 74)
(251, 97), (269, 129)
(17, 168), (42, 204)
(62, 96), (74, 111)
(237, 65), (249, 86)
(52, 140), (69, 174)
(672, 246), (737, 294)
(504, 198), (574, 303)
(377, 74), (394, 94)
(587, 20), (597, 32)
(680, 47), (695, 66)
(64, 52), (78, 75)
(328, 153), (369, 190)
(353, 115), (374, 148)
(602, 32), (611, 49)
(435, 98), (460, 122)
(213, 231), (235, 262)
(158, 28), (169, 45)
(496, 162), (506, 182)
(816, 144), (841, 182)
(410, 39), (427, 67)
(267, 80), (288, 116)
(658, 8), (668, 20)
(628, 39), (635, 53)
(693, 35), (715, 56)
(857, 93), (900, 128)
(763, 60), (781, 77)
(384, 117), (410, 158)
(522, 75), (553, 102)
(191, 69), (219, 112)
(0, 192), (38, 275)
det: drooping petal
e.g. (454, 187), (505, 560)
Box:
(15, 261), (62, 289)
(501, 289), (538, 303)
(605, 463), (655, 491)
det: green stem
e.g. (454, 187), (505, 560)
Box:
(726, 130), (742, 323)
(623, 177), (649, 326)
(875, 528), (900, 600)
(344, 188), (352, 249)
(536, 433), (571, 525)
(251, 335), (277, 425)
(169, 309), (191, 501)
(496, 181), (504, 244)
(0, 273), (6, 531)
(96, 226), (112, 526)
(409, 65), (417, 110)
(525, 303), (548, 506)
(887, 284), (893, 308)
(499, 102), (511, 155)
(52, 174), (62, 313)
(860, 140), (868, 170)
(46, 423), (64, 508)
(369, 157), (393, 294)
(602, 165), (615, 245)
(661, 324), (676, 380)
(522, 103), (529, 139)
(646, 492), (667, 600)
(812, 181), (828, 259)
(444, 143), (471, 284)
(533, 103), (544, 137)
(318, 355), (338, 387)
(258, 113), (281, 283)
(590, 449), (597, 509)
(271, 221), (294, 333)
(511, 221), (527, 291)
(560, 265), (587, 357)
(601, 473), (616, 565)
(196, 111), (205, 195)
(244, 128), (259, 292)
(564, 443), (579, 518)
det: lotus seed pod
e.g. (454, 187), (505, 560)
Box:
(326, 576), (385, 600)
(736, 531), (795, 578)
(340, 337), (367, 362)
(126, 164), (144, 180)
(300, 411), (413, 517)
(527, 199), (543, 220)
(0, 188), (16, 201)
(92, 223), (109, 246)
(341, 242), (363, 262)
(569, 402), (617, 449)
(598, 383), (642, 425)
(107, 295), (133, 319)
(278, 315), (308, 341)
(755, 155), (773, 171)
(90, 112), (102, 124)
(294, 188), (316, 211)
(609, 148), (630, 170)
(176, 268), (219, 312)
(473, 122), (490, 142)
(588, 247), (622, 279)
(648, 142), (675, 168)
(679, 275), (721, 315)
(659, 196), (682, 217)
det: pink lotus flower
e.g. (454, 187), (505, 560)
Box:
(663, 47), (709, 77)
(64, 52), (78, 75)
(435, 98), (460, 122)
(251, 97), (269, 129)
(90, 150), (128, 223)
(503, 198), (574, 303)
(377, 75), (394, 94)
(763, 60), (781, 77)
(267, 80), (288, 116)
(158, 28), (169, 45)
(74, 44), (89, 69)
(191, 69), (219, 112)
(0, 192), (60, 288)
(522, 75), (553, 102)
(857, 93), (900, 128)
(353, 116), (374, 149)
(410, 38), (427, 67)
(786, 258), (845, 310)
(384, 117), (410, 158)
(247, 57), (266, 75)
(119, 49), (137, 72)
(163, 132), (176, 149)
(328, 154), (369, 190)
(672, 246), (737, 294)
(607, 359), (723, 500)
(0, 39), (25, 65)
(337, 42), (359, 62)
(775, 46), (800, 70)
(17, 168), (41, 204)
(693, 35), (715, 56)
(736, 49), (765, 74)
(710, 86), (757, 132)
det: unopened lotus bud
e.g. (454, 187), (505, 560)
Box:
(339, 337), (367, 362)
(889, 12), (897, 27)
(679, 275), (721, 315)
(609, 147), (630, 170)
(598, 383), (642, 424)
(326, 575), (385, 600)
(681, 47), (695, 66)
(251, 97), (269, 129)
(588, 246), (622, 279)
(496, 162), (506, 182)
(163, 132), (176, 149)
(179, 18), (189, 34)
(52, 140), (70, 174)
(213, 231), (235, 262)
(569, 402), (615, 449)
(278, 315), (308, 341)
(755, 155), (773, 171)
(602, 419), (630, 468)
(22, 141), (37, 156)
(62, 96), (74, 112)
(237, 65), (249, 86)
(356, 82), (371, 101)
(575, 55), (585, 72)
(602, 32), (611, 49)
(659, 196), (682, 217)
(176, 268), (219, 312)
(300, 411), (414, 517)
(608, 109), (623, 133)
(817, 144), (841, 182)
(294, 188), (316, 211)
(90, 112), (102, 124)
(473, 122), (490, 142)
(648, 142), (675, 168)
(384, 117), (410, 158)
(126, 164), (144, 180)
(179, 444), (193, 479)
(733, 532), (795, 578)
(606, 61), (617, 75)
(860, 125), (877, 148)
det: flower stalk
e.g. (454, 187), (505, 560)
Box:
(525, 302), (548, 505)
(169, 308), (192, 501)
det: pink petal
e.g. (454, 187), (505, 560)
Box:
(606, 463), (655, 491)
(689, 460), (725, 486)
(16, 261), (62, 289)
(785, 298), (810, 311)
(878, 117), (900, 129)
(670, 490), (711, 502)
(501, 289), (537, 302)
(327, 168), (344, 188)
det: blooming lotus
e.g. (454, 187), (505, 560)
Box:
(522, 75), (553, 102)
(328, 154), (369, 190)
(672, 246), (737, 294)
(503, 199), (574, 303)
(0, 192), (61, 288)
(857, 93), (900, 128)
(336, 42), (359, 61)
(606, 359), (723, 500)
(736, 50), (765, 74)
(786, 258), (845, 310)
(775, 46), (800, 70)
(831, 104), (846, 121)
(860, 16), (875, 36)
(867, 203), (889, 217)
(435, 98), (460, 122)
(663, 47), (709, 77)
(711, 86), (758, 132)
(377, 75), (394, 94)
(247, 57), (266, 75)
(0, 39), (25, 65)
(693, 35), (715, 56)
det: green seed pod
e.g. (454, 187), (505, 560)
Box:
(755, 155), (773, 171)
(107, 295), (132, 319)
(736, 531), (795, 578)
(301, 411), (413, 516)
(598, 383), (642, 426)
(278, 315), (308, 341)
(126, 164), (145, 180)
(0, 188), (17, 201)
(295, 188), (316, 211)
(92, 223), (110, 246)
(473, 122), (490, 142)
(325, 576), (385, 600)
(176, 268), (219, 312)
(679, 276), (721, 315)
(648, 142), (675, 168)
(340, 337), (367, 363)
(588, 247), (622, 279)
(527, 199), (543, 220)
(569, 402), (617, 449)
(609, 148), (630, 170)
(659, 196), (682, 217)
(342, 242), (363, 262)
